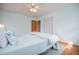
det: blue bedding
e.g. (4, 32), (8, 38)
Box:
(0, 34), (50, 55)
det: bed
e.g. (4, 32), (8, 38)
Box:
(0, 34), (51, 55)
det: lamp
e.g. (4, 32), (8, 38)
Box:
(0, 24), (4, 28)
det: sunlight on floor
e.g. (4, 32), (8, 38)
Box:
(65, 42), (73, 49)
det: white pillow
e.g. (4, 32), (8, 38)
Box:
(5, 31), (16, 45)
(0, 31), (7, 48)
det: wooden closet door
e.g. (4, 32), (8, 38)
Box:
(37, 21), (40, 32)
(32, 20), (37, 32)
(31, 20), (40, 32)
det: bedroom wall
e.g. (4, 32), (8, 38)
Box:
(53, 4), (79, 45)
(0, 10), (32, 36)
(39, 4), (79, 45)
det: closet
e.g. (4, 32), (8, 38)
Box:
(31, 20), (40, 32)
(40, 17), (53, 34)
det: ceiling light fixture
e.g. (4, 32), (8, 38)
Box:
(28, 3), (40, 12)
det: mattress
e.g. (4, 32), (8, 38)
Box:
(0, 34), (50, 55)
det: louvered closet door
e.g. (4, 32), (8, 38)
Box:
(41, 17), (53, 34)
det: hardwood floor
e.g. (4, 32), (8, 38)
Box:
(58, 41), (79, 55)
(40, 41), (79, 55)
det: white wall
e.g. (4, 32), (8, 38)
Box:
(53, 4), (79, 45)
(39, 4), (79, 45)
(0, 10), (32, 36)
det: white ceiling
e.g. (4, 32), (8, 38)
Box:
(0, 3), (74, 17)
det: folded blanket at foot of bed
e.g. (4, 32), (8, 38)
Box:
(31, 32), (60, 50)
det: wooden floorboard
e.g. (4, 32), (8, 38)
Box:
(58, 41), (79, 55)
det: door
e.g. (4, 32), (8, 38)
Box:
(32, 20), (37, 32)
(31, 20), (40, 32)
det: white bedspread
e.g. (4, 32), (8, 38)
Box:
(0, 34), (50, 55)
(31, 32), (59, 49)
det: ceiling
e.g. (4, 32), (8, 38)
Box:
(0, 3), (74, 17)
